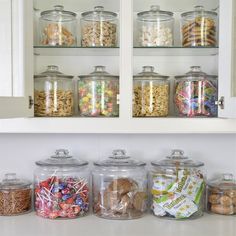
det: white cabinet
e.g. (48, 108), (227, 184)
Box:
(0, 0), (235, 132)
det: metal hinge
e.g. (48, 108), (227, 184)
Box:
(215, 96), (224, 110)
(29, 96), (34, 109)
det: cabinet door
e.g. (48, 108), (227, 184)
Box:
(0, 0), (33, 118)
(218, 0), (236, 118)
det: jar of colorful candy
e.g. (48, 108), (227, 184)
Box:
(92, 149), (148, 220)
(174, 66), (218, 117)
(78, 66), (119, 117)
(150, 150), (206, 220)
(34, 149), (89, 219)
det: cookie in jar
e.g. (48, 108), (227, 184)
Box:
(92, 150), (148, 219)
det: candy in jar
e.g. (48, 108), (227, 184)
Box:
(34, 149), (89, 219)
(78, 66), (119, 117)
(174, 66), (218, 117)
(150, 150), (205, 220)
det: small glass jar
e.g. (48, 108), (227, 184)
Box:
(39, 5), (77, 46)
(174, 66), (218, 117)
(136, 5), (174, 47)
(207, 173), (236, 215)
(133, 66), (170, 117)
(34, 65), (74, 117)
(0, 173), (32, 216)
(181, 6), (218, 47)
(78, 66), (119, 117)
(34, 149), (89, 219)
(92, 149), (147, 220)
(150, 150), (205, 220)
(81, 6), (118, 47)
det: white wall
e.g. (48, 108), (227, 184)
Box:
(0, 134), (235, 181)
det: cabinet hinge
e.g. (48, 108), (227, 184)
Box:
(29, 96), (34, 109)
(215, 96), (224, 110)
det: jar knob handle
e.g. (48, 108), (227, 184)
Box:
(110, 149), (128, 159)
(54, 5), (64, 11)
(151, 5), (160, 12)
(54, 149), (70, 158)
(223, 173), (234, 181)
(94, 6), (104, 12)
(168, 149), (187, 160)
(4, 173), (17, 181)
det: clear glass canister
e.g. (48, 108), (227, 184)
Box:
(150, 150), (205, 220)
(174, 66), (218, 117)
(137, 5), (174, 47)
(39, 5), (77, 46)
(133, 66), (170, 117)
(207, 174), (236, 215)
(92, 149), (148, 220)
(78, 66), (119, 117)
(81, 6), (118, 47)
(34, 65), (74, 117)
(34, 149), (89, 219)
(181, 6), (218, 47)
(0, 173), (32, 216)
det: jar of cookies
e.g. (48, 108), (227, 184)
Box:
(81, 6), (118, 47)
(150, 150), (205, 220)
(207, 174), (236, 215)
(39, 5), (77, 46)
(181, 6), (218, 47)
(136, 5), (174, 47)
(34, 65), (74, 117)
(0, 173), (32, 216)
(133, 66), (170, 117)
(78, 66), (119, 117)
(174, 66), (218, 117)
(34, 149), (90, 219)
(92, 149), (147, 220)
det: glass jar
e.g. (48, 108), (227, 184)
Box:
(34, 149), (89, 219)
(174, 66), (218, 117)
(181, 6), (218, 47)
(34, 65), (74, 117)
(78, 66), (119, 117)
(136, 5), (174, 47)
(0, 173), (32, 216)
(92, 149), (147, 220)
(81, 6), (118, 47)
(133, 66), (170, 117)
(150, 150), (205, 220)
(39, 5), (77, 46)
(207, 173), (236, 215)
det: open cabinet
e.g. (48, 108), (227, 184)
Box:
(0, 0), (235, 133)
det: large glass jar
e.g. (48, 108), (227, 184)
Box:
(34, 65), (74, 117)
(34, 149), (89, 219)
(78, 66), (119, 117)
(92, 149), (147, 220)
(150, 150), (205, 220)
(136, 5), (174, 47)
(181, 6), (218, 47)
(174, 66), (218, 117)
(39, 5), (77, 46)
(133, 66), (170, 117)
(81, 6), (118, 47)
(0, 173), (32, 216)
(207, 173), (236, 215)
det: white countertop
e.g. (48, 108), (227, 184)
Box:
(0, 213), (235, 236)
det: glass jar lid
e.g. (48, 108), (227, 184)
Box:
(0, 173), (31, 190)
(94, 149), (146, 167)
(40, 5), (77, 21)
(79, 66), (119, 80)
(175, 66), (217, 80)
(35, 149), (88, 167)
(181, 5), (217, 18)
(34, 65), (73, 79)
(137, 5), (174, 21)
(151, 149), (204, 168)
(208, 174), (236, 190)
(81, 6), (117, 21)
(134, 66), (169, 80)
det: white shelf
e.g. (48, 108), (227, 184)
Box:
(0, 213), (235, 236)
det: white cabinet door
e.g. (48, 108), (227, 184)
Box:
(218, 0), (236, 118)
(0, 0), (33, 118)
